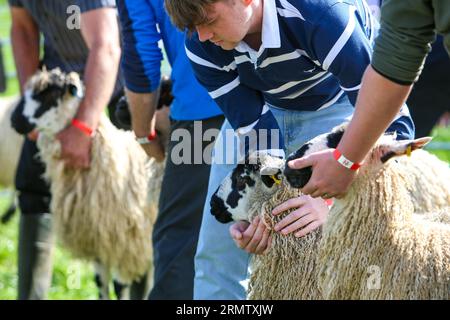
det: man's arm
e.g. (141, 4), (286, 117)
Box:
(125, 89), (165, 161)
(9, 6), (39, 93)
(57, 7), (121, 168)
(76, 8), (121, 130)
(116, 0), (165, 161)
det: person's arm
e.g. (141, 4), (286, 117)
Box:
(125, 89), (165, 161)
(116, 0), (165, 161)
(9, 5), (39, 93)
(56, 7), (121, 168)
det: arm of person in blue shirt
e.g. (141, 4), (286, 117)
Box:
(116, 0), (165, 161)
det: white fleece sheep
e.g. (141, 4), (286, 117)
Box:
(0, 96), (22, 187)
(21, 69), (164, 289)
(284, 124), (449, 299)
(0, 96), (23, 222)
(212, 124), (449, 300)
(210, 152), (323, 299)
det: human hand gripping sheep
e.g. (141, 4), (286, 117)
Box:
(230, 193), (330, 254)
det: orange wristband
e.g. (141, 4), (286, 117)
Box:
(71, 119), (94, 137)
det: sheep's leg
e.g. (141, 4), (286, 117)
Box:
(113, 280), (130, 300)
(93, 262), (110, 300)
(1, 191), (17, 224)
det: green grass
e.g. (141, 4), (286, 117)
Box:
(0, 192), (99, 300)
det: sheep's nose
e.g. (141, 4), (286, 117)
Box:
(283, 164), (312, 189)
(210, 194), (233, 224)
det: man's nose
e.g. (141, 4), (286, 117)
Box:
(196, 25), (213, 42)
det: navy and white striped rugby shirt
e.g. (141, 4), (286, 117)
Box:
(186, 0), (414, 157)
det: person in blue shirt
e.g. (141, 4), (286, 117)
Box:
(116, 0), (224, 299)
(165, 0), (414, 299)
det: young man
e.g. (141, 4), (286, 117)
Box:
(288, 0), (450, 199)
(165, 0), (414, 299)
(117, 0), (223, 299)
(8, 0), (121, 299)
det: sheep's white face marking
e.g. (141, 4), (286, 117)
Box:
(22, 68), (84, 135)
(211, 152), (285, 223)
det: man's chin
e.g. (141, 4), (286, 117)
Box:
(219, 42), (238, 50)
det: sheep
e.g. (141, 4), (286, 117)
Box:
(21, 68), (164, 298)
(284, 126), (450, 300)
(210, 152), (323, 299)
(0, 96), (23, 223)
(212, 124), (449, 300)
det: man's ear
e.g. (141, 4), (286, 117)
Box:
(379, 137), (432, 163)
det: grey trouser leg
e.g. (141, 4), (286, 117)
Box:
(18, 213), (54, 300)
(148, 115), (224, 300)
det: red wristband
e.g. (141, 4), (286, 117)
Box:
(147, 129), (157, 141)
(333, 149), (361, 171)
(136, 129), (157, 145)
(71, 119), (94, 137)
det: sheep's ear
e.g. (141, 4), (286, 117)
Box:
(380, 137), (432, 163)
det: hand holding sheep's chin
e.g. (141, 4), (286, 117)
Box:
(229, 217), (272, 255)
(57, 125), (92, 169)
(288, 148), (356, 199)
(272, 194), (329, 238)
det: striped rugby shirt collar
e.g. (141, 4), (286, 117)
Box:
(235, 0), (281, 55)
(185, 0), (414, 159)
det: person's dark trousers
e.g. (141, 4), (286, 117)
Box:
(148, 115), (224, 300)
(407, 37), (450, 137)
(15, 138), (54, 300)
(17, 212), (53, 300)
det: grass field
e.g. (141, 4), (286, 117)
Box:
(0, 0), (449, 300)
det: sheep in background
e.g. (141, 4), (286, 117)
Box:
(21, 68), (164, 298)
(396, 149), (450, 214)
(210, 152), (323, 299)
(0, 96), (23, 223)
(285, 128), (450, 300)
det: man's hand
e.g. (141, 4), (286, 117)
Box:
(229, 216), (272, 255)
(272, 194), (329, 238)
(288, 149), (356, 199)
(140, 137), (165, 162)
(56, 125), (92, 169)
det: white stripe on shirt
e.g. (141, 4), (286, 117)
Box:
(281, 73), (333, 99)
(322, 6), (357, 70)
(340, 83), (361, 91)
(209, 76), (240, 99)
(266, 71), (328, 94)
(277, 0), (305, 20)
(236, 104), (270, 135)
(259, 49), (308, 68)
(186, 46), (237, 72)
